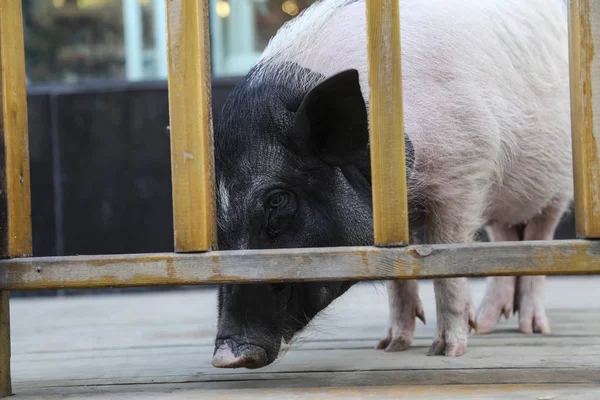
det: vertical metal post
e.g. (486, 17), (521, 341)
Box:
(365, 0), (410, 246)
(165, 0), (217, 252)
(0, 1), (34, 396)
(569, 0), (600, 238)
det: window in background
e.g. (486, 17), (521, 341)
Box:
(22, 0), (314, 85)
(209, 0), (316, 78)
(22, 0), (164, 84)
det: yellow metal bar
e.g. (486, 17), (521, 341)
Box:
(165, 0), (217, 252)
(0, 0), (32, 257)
(0, 1), (33, 396)
(1, 240), (600, 290)
(365, 0), (410, 246)
(568, 0), (600, 238)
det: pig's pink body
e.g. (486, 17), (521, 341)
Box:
(251, 0), (572, 355)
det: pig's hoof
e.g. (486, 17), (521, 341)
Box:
(427, 337), (467, 357)
(376, 297), (425, 352)
(475, 297), (513, 334)
(427, 302), (476, 357)
(515, 276), (550, 335)
(376, 331), (411, 352)
(475, 276), (516, 334)
(518, 309), (551, 335)
(212, 342), (269, 369)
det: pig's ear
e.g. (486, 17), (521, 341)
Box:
(293, 69), (369, 166)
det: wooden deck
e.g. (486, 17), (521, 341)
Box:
(8, 276), (600, 399)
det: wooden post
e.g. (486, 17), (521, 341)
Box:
(0, 293), (9, 398)
(0, 1), (34, 396)
(165, 0), (217, 252)
(569, 0), (600, 238)
(365, 0), (410, 246)
(3, 239), (600, 290)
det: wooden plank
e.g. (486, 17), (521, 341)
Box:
(0, 1), (32, 397)
(9, 278), (600, 354)
(165, 0), (216, 252)
(10, 327), (600, 361)
(365, 0), (409, 246)
(0, 293), (8, 398)
(2, 240), (600, 290)
(13, 343), (600, 381)
(13, 369), (600, 391)
(10, 383), (600, 400)
(8, 279), (600, 398)
(568, 0), (600, 238)
(10, 279), (600, 357)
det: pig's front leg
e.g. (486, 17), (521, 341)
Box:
(376, 279), (425, 352)
(428, 277), (475, 356)
(425, 210), (477, 357)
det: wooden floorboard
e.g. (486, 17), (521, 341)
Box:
(8, 277), (600, 399)
(10, 384), (600, 400)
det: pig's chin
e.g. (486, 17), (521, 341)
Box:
(211, 336), (282, 369)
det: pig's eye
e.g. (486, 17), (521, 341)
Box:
(268, 191), (289, 209)
(264, 190), (295, 238)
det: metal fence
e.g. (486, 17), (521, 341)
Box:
(0, 0), (599, 396)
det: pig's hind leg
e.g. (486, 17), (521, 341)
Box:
(476, 197), (569, 335)
(376, 279), (426, 352)
(515, 197), (569, 334)
(475, 223), (521, 333)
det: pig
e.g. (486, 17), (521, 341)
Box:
(211, 0), (573, 369)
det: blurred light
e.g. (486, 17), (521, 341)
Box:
(52, 0), (65, 7)
(77, 0), (115, 8)
(282, 0), (299, 16)
(216, 0), (231, 18)
(140, 0), (150, 5)
(76, 0), (117, 8)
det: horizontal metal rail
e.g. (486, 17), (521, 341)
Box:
(1, 239), (600, 291)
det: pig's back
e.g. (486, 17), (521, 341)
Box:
(258, 0), (573, 224)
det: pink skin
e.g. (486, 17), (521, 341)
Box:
(377, 233), (426, 353)
(475, 224), (520, 333)
(376, 279), (426, 352)
(212, 343), (269, 369)
(476, 199), (567, 335)
(377, 198), (567, 354)
(377, 204), (479, 357)
(425, 205), (478, 357)
(212, 345), (239, 368)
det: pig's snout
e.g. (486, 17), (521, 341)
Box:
(212, 338), (273, 369)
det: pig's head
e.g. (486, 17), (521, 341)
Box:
(211, 64), (413, 369)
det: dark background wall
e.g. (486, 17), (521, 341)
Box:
(19, 78), (240, 297)
(27, 78), (239, 258)
(16, 78), (578, 297)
